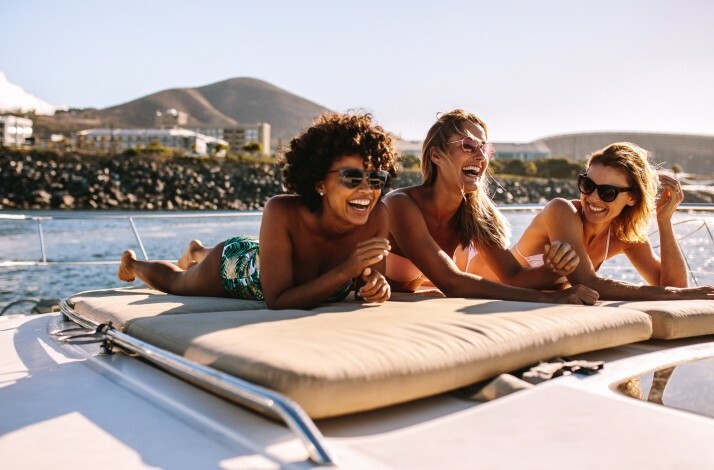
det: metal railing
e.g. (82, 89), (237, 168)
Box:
(2, 205), (713, 284)
(57, 298), (338, 466)
(0, 212), (261, 267)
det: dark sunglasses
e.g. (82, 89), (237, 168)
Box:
(577, 174), (633, 202)
(447, 136), (496, 159)
(326, 168), (390, 189)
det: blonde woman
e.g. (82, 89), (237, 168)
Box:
(384, 109), (598, 304)
(512, 142), (714, 300)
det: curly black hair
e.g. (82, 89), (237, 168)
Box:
(278, 112), (398, 211)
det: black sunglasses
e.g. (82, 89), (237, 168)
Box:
(577, 174), (633, 202)
(326, 168), (390, 189)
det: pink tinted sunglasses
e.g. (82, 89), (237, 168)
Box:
(447, 137), (495, 159)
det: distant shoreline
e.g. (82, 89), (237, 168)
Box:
(2, 150), (712, 210)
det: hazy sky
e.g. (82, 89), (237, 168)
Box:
(2, 0), (713, 142)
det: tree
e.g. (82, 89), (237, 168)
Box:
(398, 153), (421, 170)
(242, 141), (263, 155)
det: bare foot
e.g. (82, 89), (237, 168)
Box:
(178, 239), (204, 269)
(118, 250), (137, 282)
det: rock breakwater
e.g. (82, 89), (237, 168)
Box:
(1, 151), (710, 210)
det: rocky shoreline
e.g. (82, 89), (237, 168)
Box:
(1, 151), (711, 210)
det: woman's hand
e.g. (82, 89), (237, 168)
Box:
(358, 267), (391, 303)
(543, 241), (579, 277)
(342, 237), (391, 279)
(656, 174), (684, 223)
(544, 284), (599, 305)
(670, 286), (714, 300)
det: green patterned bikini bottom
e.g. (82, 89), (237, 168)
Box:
(220, 236), (264, 300)
(220, 236), (354, 303)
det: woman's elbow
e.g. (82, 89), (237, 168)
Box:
(436, 276), (472, 298)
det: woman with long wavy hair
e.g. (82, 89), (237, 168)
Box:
(511, 142), (714, 300)
(384, 109), (598, 304)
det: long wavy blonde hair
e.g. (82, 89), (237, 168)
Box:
(421, 109), (510, 249)
(586, 142), (658, 243)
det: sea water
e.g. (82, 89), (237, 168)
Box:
(1, 208), (713, 313)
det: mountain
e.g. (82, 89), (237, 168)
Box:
(95, 77), (331, 147)
(0, 71), (63, 115)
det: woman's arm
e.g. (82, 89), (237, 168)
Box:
(385, 192), (597, 304)
(545, 199), (709, 300)
(356, 204), (391, 302)
(653, 174), (688, 286)
(478, 240), (577, 289)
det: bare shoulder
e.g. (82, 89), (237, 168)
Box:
(262, 195), (305, 223)
(540, 198), (580, 220)
(264, 194), (301, 210)
(383, 186), (423, 212)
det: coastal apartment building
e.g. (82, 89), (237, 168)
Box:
(395, 139), (552, 162)
(155, 108), (188, 128)
(193, 122), (271, 156)
(494, 142), (551, 161)
(74, 128), (228, 157)
(151, 107), (271, 156)
(0, 115), (33, 147)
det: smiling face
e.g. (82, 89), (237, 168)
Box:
(436, 120), (491, 192)
(316, 154), (382, 226)
(580, 163), (637, 224)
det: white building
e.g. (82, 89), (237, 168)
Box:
(0, 115), (33, 147)
(75, 128), (228, 157)
(194, 122), (271, 156)
(155, 108), (188, 128)
(494, 141), (551, 161)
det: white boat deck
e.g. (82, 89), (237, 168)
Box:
(2, 312), (713, 469)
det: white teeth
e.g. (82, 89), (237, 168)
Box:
(588, 203), (605, 212)
(349, 199), (370, 207)
(462, 166), (481, 175)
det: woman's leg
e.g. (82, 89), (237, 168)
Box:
(118, 242), (228, 297)
(177, 239), (212, 269)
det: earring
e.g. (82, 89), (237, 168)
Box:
(319, 191), (324, 196)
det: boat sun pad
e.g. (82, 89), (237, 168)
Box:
(602, 299), (714, 339)
(68, 289), (655, 418)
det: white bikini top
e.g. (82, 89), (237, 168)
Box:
(464, 243), (479, 272)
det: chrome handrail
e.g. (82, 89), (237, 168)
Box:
(0, 211), (262, 266)
(58, 298), (338, 466)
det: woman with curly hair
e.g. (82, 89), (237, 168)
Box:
(511, 142), (714, 300)
(384, 109), (599, 304)
(118, 112), (397, 309)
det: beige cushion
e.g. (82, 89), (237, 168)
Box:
(125, 296), (652, 418)
(68, 287), (265, 329)
(601, 299), (714, 339)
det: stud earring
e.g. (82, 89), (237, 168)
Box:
(319, 191), (324, 196)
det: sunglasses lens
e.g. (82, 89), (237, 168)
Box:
(368, 171), (388, 189)
(337, 169), (388, 189)
(340, 169), (365, 188)
(578, 175), (596, 195)
(598, 187), (618, 202)
(460, 138), (479, 153)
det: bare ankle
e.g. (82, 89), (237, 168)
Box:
(178, 239), (204, 269)
(118, 250), (137, 282)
